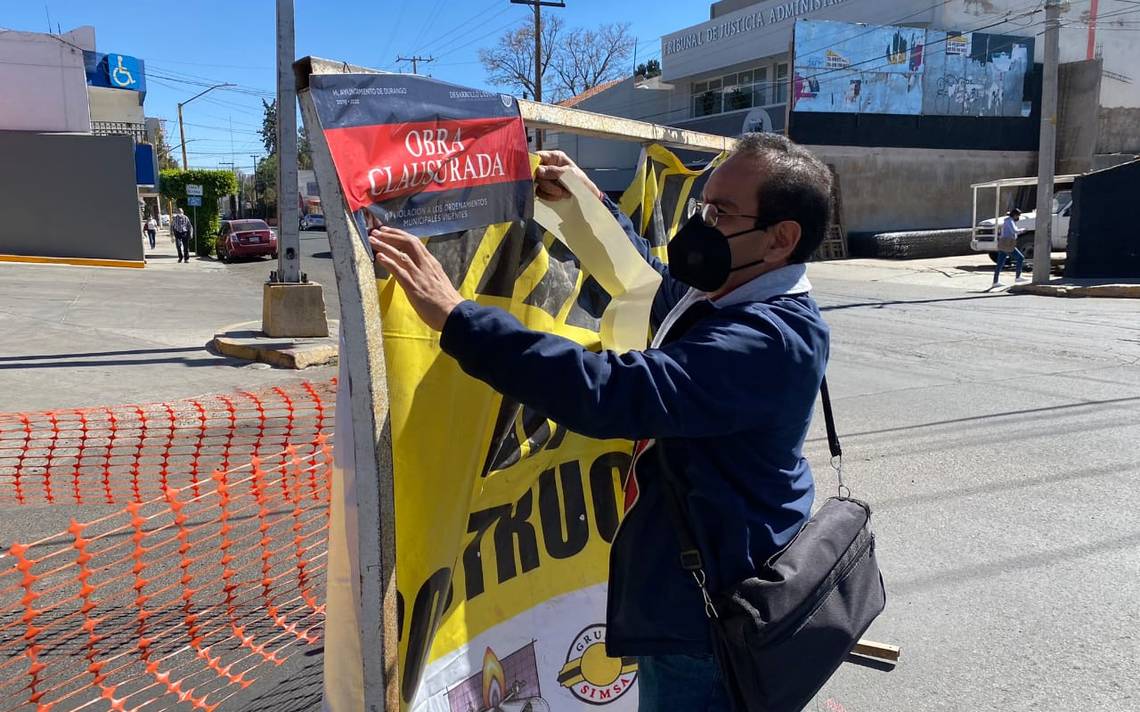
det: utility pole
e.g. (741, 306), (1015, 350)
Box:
(510, 0), (564, 150)
(276, 0), (301, 284)
(220, 160), (238, 218)
(176, 82), (234, 169)
(229, 115), (238, 216)
(396, 55), (434, 75)
(250, 154), (261, 218)
(262, 0), (328, 339)
(1033, 0), (1061, 284)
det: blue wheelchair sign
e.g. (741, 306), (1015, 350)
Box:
(187, 196), (203, 207)
(108, 54), (141, 90)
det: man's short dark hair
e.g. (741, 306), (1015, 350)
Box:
(731, 133), (833, 263)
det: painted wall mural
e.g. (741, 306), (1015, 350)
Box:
(792, 19), (1033, 118)
(922, 31), (1034, 117)
(792, 20), (927, 115)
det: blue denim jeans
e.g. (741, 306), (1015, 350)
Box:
(993, 248), (1025, 281)
(638, 654), (732, 712)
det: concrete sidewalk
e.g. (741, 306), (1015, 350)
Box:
(809, 253), (1068, 294)
(810, 253), (1005, 292)
(144, 226), (225, 270)
(1009, 279), (1140, 298)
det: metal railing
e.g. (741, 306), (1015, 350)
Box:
(91, 120), (148, 143)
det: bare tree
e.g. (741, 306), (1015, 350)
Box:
(551, 22), (634, 99)
(478, 15), (565, 101)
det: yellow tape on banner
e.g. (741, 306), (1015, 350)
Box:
(532, 173), (662, 353)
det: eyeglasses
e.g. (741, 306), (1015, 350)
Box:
(687, 200), (761, 228)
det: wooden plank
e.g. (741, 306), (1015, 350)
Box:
(297, 55), (735, 154)
(853, 639), (902, 663)
(297, 77), (399, 711)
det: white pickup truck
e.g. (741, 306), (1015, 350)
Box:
(970, 175), (1077, 264)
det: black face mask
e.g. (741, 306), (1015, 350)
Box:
(666, 214), (767, 292)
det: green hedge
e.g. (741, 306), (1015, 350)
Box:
(159, 169), (238, 256)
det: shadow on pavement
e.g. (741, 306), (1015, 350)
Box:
(954, 263), (1034, 274)
(820, 293), (1010, 311)
(0, 346), (206, 362)
(873, 460), (1133, 512)
(812, 395), (1140, 441)
(892, 529), (1140, 595)
(0, 344), (256, 370)
(243, 650), (324, 712)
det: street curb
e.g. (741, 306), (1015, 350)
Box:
(1008, 283), (1140, 299)
(210, 321), (339, 370)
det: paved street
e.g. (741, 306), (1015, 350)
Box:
(0, 228), (339, 412)
(2, 241), (1138, 710)
(806, 272), (1139, 711)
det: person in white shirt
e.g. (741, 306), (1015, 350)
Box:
(144, 216), (158, 250)
(993, 208), (1027, 287)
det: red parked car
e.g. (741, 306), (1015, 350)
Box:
(216, 219), (277, 262)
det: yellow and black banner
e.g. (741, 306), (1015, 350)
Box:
(324, 140), (722, 712)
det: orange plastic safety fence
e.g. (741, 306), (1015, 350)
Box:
(0, 382), (334, 506)
(0, 382), (339, 711)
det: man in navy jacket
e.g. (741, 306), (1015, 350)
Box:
(370, 133), (832, 711)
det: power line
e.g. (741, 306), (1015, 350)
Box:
(407, 0), (450, 54)
(148, 70), (274, 97)
(175, 120), (262, 135)
(146, 57), (274, 70)
(379, 0), (412, 68)
(149, 77), (268, 115)
(426, 13), (520, 62)
(417, 1), (508, 54)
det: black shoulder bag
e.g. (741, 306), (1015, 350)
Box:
(658, 378), (886, 712)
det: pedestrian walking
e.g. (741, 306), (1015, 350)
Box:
(144, 216), (158, 250)
(369, 134), (834, 711)
(171, 208), (193, 263)
(993, 208), (1028, 288)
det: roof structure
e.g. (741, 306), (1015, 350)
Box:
(556, 78), (624, 108)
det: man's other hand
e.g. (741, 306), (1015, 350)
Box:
(534, 150), (602, 202)
(369, 226), (464, 331)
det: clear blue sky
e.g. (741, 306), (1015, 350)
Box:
(4, 0), (708, 171)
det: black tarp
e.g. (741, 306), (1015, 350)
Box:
(789, 65), (1042, 151)
(1065, 159), (1140, 279)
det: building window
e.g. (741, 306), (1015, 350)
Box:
(691, 78), (723, 117)
(753, 67), (769, 107)
(690, 63), (786, 119)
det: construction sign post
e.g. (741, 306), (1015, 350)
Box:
(297, 58), (730, 712)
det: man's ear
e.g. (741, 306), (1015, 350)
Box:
(766, 220), (802, 262)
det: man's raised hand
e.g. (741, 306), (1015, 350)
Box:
(534, 150), (603, 202)
(369, 226), (465, 331)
